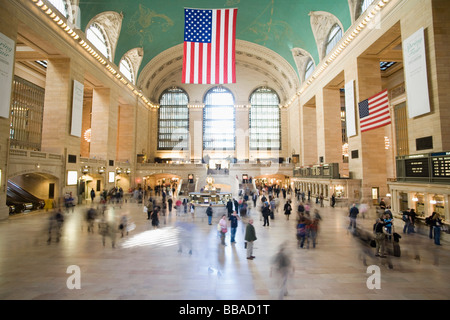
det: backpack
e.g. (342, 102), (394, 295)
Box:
(297, 223), (306, 236)
(402, 214), (408, 222)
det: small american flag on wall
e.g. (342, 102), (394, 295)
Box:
(358, 89), (391, 133)
(182, 8), (237, 84)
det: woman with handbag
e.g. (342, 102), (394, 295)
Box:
(218, 214), (228, 246)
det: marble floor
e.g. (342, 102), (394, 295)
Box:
(0, 195), (449, 301)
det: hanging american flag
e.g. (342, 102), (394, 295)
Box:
(182, 8), (237, 84)
(358, 89), (391, 133)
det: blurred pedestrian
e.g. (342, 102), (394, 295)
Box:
(284, 200), (292, 220)
(296, 216), (309, 248)
(373, 217), (387, 257)
(86, 206), (97, 233)
(206, 203), (213, 225)
(98, 215), (116, 248)
(270, 243), (294, 299)
(151, 206), (160, 229)
(307, 210), (321, 249)
(348, 203), (359, 231)
(47, 208), (64, 243)
(262, 202), (271, 227)
(229, 211), (240, 244)
(218, 214), (228, 246)
(432, 213), (443, 246)
(90, 188), (96, 203)
(119, 213), (129, 238)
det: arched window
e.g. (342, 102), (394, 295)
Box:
(86, 22), (111, 60)
(119, 57), (134, 84)
(358, 0), (373, 19)
(249, 87), (280, 150)
(325, 24), (343, 56)
(48, 0), (69, 18)
(304, 59), (315, 81)
(203, 87), (235, 150)
(158, 88), (189, 150)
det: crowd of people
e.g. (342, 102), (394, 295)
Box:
(42, 183), (446, 299)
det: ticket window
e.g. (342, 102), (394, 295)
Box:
(415, 194), (425, 216)
(432, 195), (445, 218)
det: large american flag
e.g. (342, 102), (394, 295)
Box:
(358, 89), (391, 133)
(182, 8), (237, 84)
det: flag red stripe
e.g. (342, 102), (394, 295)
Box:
(360, 110), (390, 124)
(190, 43), (195, 84)
(182, 41), (187, 83)
(361, 119), (391, 132)
(215, 11), (221, 84)
(207, 42), (212, 84)
(223, 9), (229, 84)
(231, 9), (237, 83)
(198, 43), (203, 84)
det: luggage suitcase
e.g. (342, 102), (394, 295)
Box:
(392, 242), (401, 257)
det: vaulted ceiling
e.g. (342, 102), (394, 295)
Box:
(77, 0), (353, 83)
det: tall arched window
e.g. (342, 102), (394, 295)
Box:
(304, 59), (315, 81)
(48, 0), (69, 17)
(325, 24), (343, 56)
(203, 87), (235, 150)
(86, 22), (111, 60)
(158, 88), (189, 150)
(358, 0), (373, 19)
(249, 87), (280, 150)
(119, 57), (134, 84)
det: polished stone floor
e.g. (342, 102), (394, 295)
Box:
(1, 195), (449, 300)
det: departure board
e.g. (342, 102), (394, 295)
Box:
(404, 158), (429, 177)
(432, 152), (450, 177)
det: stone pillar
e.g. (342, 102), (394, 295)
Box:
(116, 103), (136, 163)
(301, 100), (318, 165)
(90, 88), (118, 162)
(235, 106), (249, 162)
(40, 58), (84, 204)
(356, 57), (388, 204)
(316, 87), (344, 167)
(90, 88), (119, 190)
(41, 58), (83, 156)
(189, 107), (203, 162)
(0, 2), (18, 220)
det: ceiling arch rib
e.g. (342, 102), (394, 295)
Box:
(137, 40), (300, 107)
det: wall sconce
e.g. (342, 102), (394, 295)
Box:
(98, 166), (105, 174)
(82, 165), (90, 173)
(125, 168), (131, 174)
(116, 167), (123, 174)
(412, 194), (419, 202)
(430, 195), (437, 205)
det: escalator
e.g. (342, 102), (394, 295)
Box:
(6, 181), (45, 214)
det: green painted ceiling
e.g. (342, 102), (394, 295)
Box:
(78, 0), (352, 80)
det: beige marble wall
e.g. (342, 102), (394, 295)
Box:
(0, 1), (18, 220)
(116, 103), (136, 163)
(301, 99), (318, 165)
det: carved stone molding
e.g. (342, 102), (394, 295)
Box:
(121, 47), (144, 84)
(86, 11), (123, 62)
(309, 11), (344, 61)
(291, 48), (315, 84)
(137, 39), (300, 105)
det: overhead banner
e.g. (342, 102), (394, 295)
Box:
(70, 79), (84, 137)
(345, 80), (357, 137)
(0, 32), (15, 119)
(403, 27), (431, 119)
